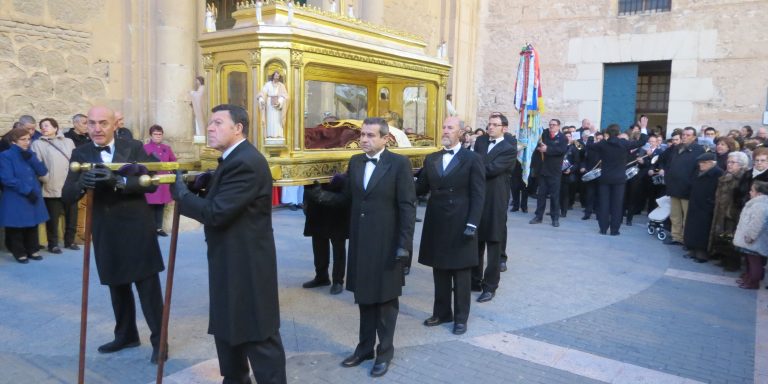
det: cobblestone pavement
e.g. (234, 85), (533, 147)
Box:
(0, 203), (763, 383)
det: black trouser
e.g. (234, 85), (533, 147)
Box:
(510, 165), (528, 210)
(150, 204), (165, 230)
(624, 175), (645, 220)
(473, 241), (501, 292)
(560, 178), (575, 215)
(534, 175), (561, 220)
(44, 198), (77, 247)
(214, 333), (287, 384)
(500, 229), (508, 263)
(645, 177), (665, 212)
(598, 183), (625, 234)
(582, 180), (598, 216)
(432, 268), (471, 324)
(311, 236), (346, 284)
(107, 274), (164, 348)
(5, 226), (38, 257)
(355, 298), (399, 364)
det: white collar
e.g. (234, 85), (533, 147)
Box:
(444, 142), (462, 153)
(95, 139), (115, 151)
(366, 147), (385, 160)
(222, 139), (246, 160)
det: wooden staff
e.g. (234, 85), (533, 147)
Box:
(77, 189), (94, 384)
(155, 203), (181, 383)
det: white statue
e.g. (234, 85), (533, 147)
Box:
(329, 0), (337, 13)
(258, 71), (289, 139)
(256, 1), (263, 23)
(438, 41), (447, 58)
(347, 4), (354, 18)
(190, 76), (207, 137)
(287, 1), (294, 23)
(205, 5), (217, 32)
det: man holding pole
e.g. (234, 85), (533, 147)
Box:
(171, 104), (287, 384)
(61, 106), (166, 364)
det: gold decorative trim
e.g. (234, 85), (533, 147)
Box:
(235, 0), (423, 43)
(248, 50), (261, 67)
(290, 50), (303, 69)
(202, 53), (214, 69)
(302, 46), (449, 76)
(439, 75), (448, 88)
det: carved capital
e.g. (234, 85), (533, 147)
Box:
(291, 50), (303, 69)
(248, 50), (261, 68)
(202, 53), (214, 69)
(439, 75), (448, 88)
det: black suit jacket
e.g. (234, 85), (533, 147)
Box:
(474, 135), (517, 242)
(538, 129), (569, 177)
(61, 138), (163, 286)
(416, 147), (485, 269)
(590, 134), (648, 185)
(178, 141), (281, 344)
(322, 149), (416, 304)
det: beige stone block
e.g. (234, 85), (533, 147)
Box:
(617, 34), (633, 62)
(12, 0), (43, 16)
(597, 36), (621, 64)
(698, 29), (717, 59)
(563, 80), (601, 101)
(48, 0), (105, 25)
(55, 77), (82, 98)
(666, 101), (694, 127)
(82, 77), (106, 98)
(44, 50), (66, 76)
(669, 78), (713, 101)
(577, 100), (601, 123)
(18, 45), (44, 68)
(576, 63), (602, 80)
(567, 38), (583, 64)
(67, 55), (90, 75)
(23, 71), (53, 99)
(5, 94), (34, 115)
(0, 34), (14, 59)
(671, 59), (698, 78)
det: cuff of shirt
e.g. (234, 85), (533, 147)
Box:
(466, 223), (477, 229)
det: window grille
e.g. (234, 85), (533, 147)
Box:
(619, 0), (671, 15)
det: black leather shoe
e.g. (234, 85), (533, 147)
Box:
(28, 254), (43, 261)
(529, 217), (542, 224)
(65, 244), (80, 251)
(691, 257), (708, 263)
(477, 291), (494, 303)
(48, 246), (62, 254)
(341, 353), (374, 367)
(370, 361), (389, 377)
(521, 208), (528, 213)
(330, 283), (343, 295)
(625, 218), (633, 226)
(150, 344), (168, 364)
(552, 220), (560, 227)
(423, 316), (452, 327)
(610, 231), (620, 236)
(599, 230), (607, 235)
(452, 323), (467, 335)
(500, 261), (507, 272)
(581, 214), (590, 220)
(98, 339), (140, 354)
(560, 211), (567, 217)
(156, 229), (169, 237)
(302, 278), (331, 288)
(510, 207), (519, 212)
(403, 266), (410, 275)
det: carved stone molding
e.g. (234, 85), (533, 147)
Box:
(248, 50), (261, 68)
(302, 46), (447, 76)
(290, 50), (303, 69)
(202, 53), (214, 69)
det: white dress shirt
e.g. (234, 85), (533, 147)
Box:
(363, 148), (385, 190)
(96, 140), (115, 163)
(442, 142), (462, 171)
(487, 135), (504, 153)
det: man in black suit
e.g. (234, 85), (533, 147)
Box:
(530, 119), (568, 227)
(416, 116), (484, 335)
(61, 106), (166, 364)
(579, 132), (601, 220)
(311, 117), (416, 377)
(472, 113), (517, 303)
(589, 124), (647, 235)
(171, 104), (286, 384)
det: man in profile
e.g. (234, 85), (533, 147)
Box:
(172, 104), (286, 383)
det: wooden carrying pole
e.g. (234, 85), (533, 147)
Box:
(155, 203), (181, 383)
(77, 189), (95, 384)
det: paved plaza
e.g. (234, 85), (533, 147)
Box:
(0, 203), (765, 384)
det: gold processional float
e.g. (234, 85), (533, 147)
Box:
(197, 0), (451, 185)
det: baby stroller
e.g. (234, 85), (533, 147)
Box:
(647, 195), (671, 241)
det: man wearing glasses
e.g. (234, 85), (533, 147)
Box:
(660, 126), (704, 245)
(530, 119), (568, 227)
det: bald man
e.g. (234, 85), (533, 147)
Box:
(62, 106), (166, 364)
(114, 111), (134, 140)
(416, 116), (485, 334)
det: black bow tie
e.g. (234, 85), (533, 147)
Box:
(366, 157), (378, 165)
(217, 157), (224, 164)
(97, 146), (111, 154)
(489, 139), (496, 144)
(440, 149), (455, 155)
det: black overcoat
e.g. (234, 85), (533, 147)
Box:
(473, 136), (517, 242)
(684, 166), (724, 251)
(590, 135), (647, 185)
(61, 139), (164, 286)
(334, 150), (416, 304)
(663, 143), (704, 198)
(538, 129), (568, 177)
(303, 175), (350, 239)
(416, 147), (485, 269)
(178, 142), (280, 344)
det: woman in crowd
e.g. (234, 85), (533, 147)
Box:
(709, 151), (749, 271)
(732, 181), (768, 289)
(0, 128), (49, 263)
(143, 124), (177, 236)
(684, 152), (724, 263)
(736, 147), (768, 209)
(30, 118), (76, 253)
(714, 136), (738, 171)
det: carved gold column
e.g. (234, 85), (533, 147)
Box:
(249, 49), (262, 146)
(290, 49), (304, 152)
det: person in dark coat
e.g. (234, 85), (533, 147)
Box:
(64, 113), (92, 147)
(61, 106), (166, 364)
(661, 127), (704, 245)
(735, 147), (768, 210)
(301, 172), (350, 295)
(310, 117), (416, 378)
(559, 131), (580, 217)
(171, 104), (286, 384)
(684, 152), (725, 262)
(589, 124), (647, 235)
(530, 119), (568, 226)
(0, 127), (49, 263)
(416, 116), (485, 335)
(472, 113), (517, 303)
(579, 132), (601, 220)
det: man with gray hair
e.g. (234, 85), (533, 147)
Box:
(64, 114), (91, 147)
(18, 115), (41, 141)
